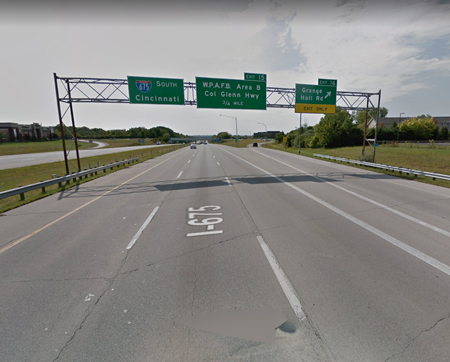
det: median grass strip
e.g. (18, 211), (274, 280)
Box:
(0, 139), (167, 156)
(0, 144), (186, 213)
(268, 143), (450, 189)
(220, 138), (262, 148)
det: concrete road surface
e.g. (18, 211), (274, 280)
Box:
(1, 144), (450, 361)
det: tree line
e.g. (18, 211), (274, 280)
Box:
(54, 125), (184, 141)
(276, 108), (448, 149)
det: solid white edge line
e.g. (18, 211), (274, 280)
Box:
(257, 235), (305, 321)
(223, 148), (450, 278)
(126, 206), (160, 250)
(177, 171), (183, 179)
(256, 151), (450, 239)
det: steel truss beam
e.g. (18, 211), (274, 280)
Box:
(54, 74), (382, 173)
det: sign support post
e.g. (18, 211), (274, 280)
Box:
(299, 113), (302, 154)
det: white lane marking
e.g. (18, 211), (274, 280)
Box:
(0, 150), (186, 256)
(265, 147), (450, 199)
(188, 160), (191, 164)
(225, 177), (232, 186)
(126, 207), (160, 250)
(257, 236), (305, 321)
(217, 162), (220, 166)
(177, 171), (183, 179)
(223, 149), (450, 278)
(186, 230), (223, 237)
(256, 151), (450, 239)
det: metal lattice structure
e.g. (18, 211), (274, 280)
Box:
(54, 74), (381, 173)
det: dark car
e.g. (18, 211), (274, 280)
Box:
(252, 142), (258, 147)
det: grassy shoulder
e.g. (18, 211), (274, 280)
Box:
(268, 142), (450, 188)
(0, 144), (186, 213)
(219, 138), (264, 148)
(0, 139), (166, 156)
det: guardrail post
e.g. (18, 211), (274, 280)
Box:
(20, 193), (25, 201)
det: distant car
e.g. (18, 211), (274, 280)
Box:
(156, 141), (161, 145)
(203, 141), (208, 145)
(190, 144), (197, 149)
(253, 142), (258, 147)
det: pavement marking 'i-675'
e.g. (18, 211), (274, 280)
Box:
(186, 206), (224, 237)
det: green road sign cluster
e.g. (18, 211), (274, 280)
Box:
(128, 73), (338, 114)
(196, 77), (266, 110)
(295, 83), (337, 114)
(128, 76), (184, 105)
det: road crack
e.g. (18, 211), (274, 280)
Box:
(384, 311), (450, 362)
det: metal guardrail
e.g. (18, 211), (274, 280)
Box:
(0, 157), (139, 201)
(314, 154), (450, 182)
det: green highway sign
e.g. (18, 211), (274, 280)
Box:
(196, 77), (266, 110)
(295, 83), (336, 114)
(318, 78), (337, 87)
(244, 73), (267, 82)
(128, 76), (184, 105)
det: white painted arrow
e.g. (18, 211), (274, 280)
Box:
(325, 91), (331, 99)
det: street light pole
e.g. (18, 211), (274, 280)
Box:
(258, 122), (267, 148)
(397, 112), (405, 142)
(219, 114), (238, 147)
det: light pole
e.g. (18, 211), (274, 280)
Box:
(397, 112), (405, 142)
(212, 129), (219, 143)
(258, 122), (267, 148)
(219, 114), (238, 147)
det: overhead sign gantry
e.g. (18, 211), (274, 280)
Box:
(54, 72), (381, 174)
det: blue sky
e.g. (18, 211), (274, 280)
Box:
(0, 0), (449, 136)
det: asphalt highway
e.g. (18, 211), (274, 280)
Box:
(1, 144), (450, 361)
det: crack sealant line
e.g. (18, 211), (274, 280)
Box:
(0, 149), (186, 256)
(255, 150), (450, 239)
(222, 148), (450, 278)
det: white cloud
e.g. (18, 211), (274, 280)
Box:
(0, 0), (449, 133)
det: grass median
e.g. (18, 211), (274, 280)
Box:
(219, 138), (265, 148)
(268, 143), (450, 188)
(0, 144), (186, 213)
(0, 139), (164, 156)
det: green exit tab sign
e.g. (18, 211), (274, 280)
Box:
(318, 78), (337, 87)
(244, 73), (267, 82)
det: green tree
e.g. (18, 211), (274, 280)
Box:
(399, 117), (437, 140)
(355, 107), (389, 126)
(275, 132), (285, 144)
(162, 132), (171, 142)
(439, 126), (449, 141)
(218, 131), (232, 139)
(314, 110), (362, 148)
